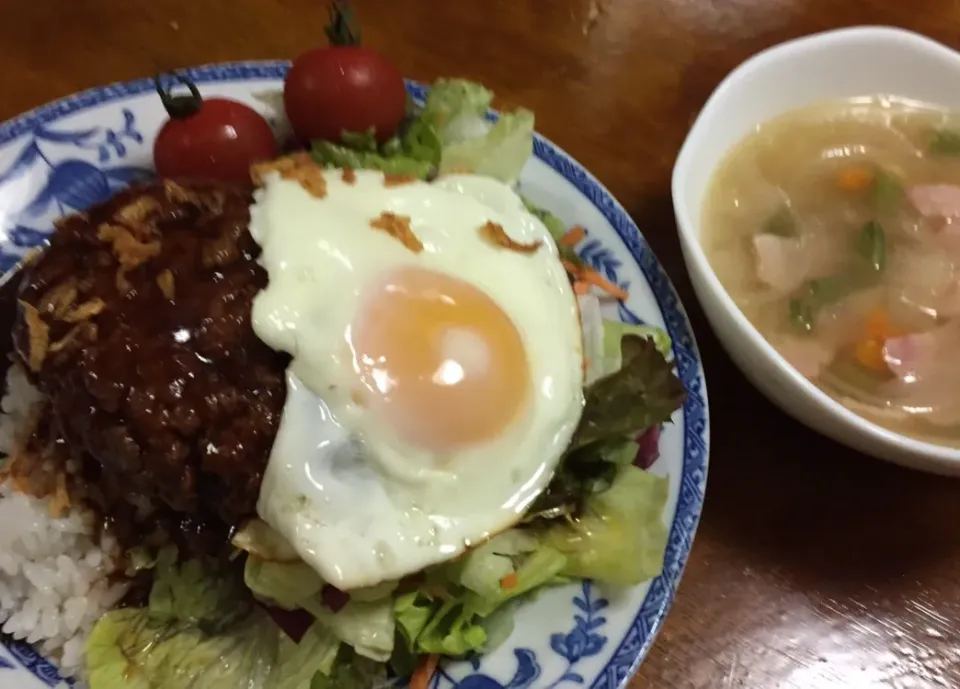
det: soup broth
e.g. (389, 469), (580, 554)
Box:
(703, 96), (960, 446)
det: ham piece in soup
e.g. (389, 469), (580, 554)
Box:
(908, 184), (960, 219)
(702, 96), (960, 447)
(882, 323), (960, 426)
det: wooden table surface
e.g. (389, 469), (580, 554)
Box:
(4, 1), (960, 687)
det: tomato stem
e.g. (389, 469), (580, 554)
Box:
(325, 1), (360, 47)
(154, 73), (204, 119)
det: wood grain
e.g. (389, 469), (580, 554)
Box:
(3, 1), (960, 686)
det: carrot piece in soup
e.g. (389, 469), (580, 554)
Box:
(836, 165), (874, 193)
(864, 307), (907, 340)
(853, 308), (908, 373)
(853, 337), (888, 373)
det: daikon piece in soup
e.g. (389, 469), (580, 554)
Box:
(702, 96), (960, 446)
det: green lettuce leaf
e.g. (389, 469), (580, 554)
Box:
(393, 543), (567, 659)
(147, 547), (249, 630)
(415, 78), (533, 183)
(311, 139), (434, 179)
(87, 548), (340, 689)
(86, 608), (338, 689)
(579, 291), (672, 383)
(438, 109), (534, 183)
(519, 195), (582, 266)
(414, 599), (488, 656)
(418, 79), (493, 140)
(457, 530), (537, 598)
(604, 321), (671, 364)
(348, 580), (398, 602)
(310, 648), (389, 689)
(271, 623), (341, 689)
(395, 592), (434, 652)
(244, 556), (324, 610)
(231, 519), (299, 562)
(464, 545), (568, 617)
(524, 334), (685, 523)
(572, 334), (686, 451)
(310, 78), (531, 183)
(544, 465), (669, 586)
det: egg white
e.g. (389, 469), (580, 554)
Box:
(251, 169), (583, 589)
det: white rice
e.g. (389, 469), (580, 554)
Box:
(0, 366), (129, 680)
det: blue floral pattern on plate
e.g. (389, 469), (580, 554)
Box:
(0, 63), (709, 689)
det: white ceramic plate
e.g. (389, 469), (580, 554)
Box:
(0, 63), (709, 689)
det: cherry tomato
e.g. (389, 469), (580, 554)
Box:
(153, 73), (278, 184)
(283, 4), (407, 144)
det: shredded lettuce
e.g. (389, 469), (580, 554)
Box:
(417, 78), (493, 141)
(311, 139), (434, 179)
(348, 580), (398, 602)
(456, 531), (537, 598)
(519, 194), (567, 243)
(393, 541), (567, 660)
(437, 109), (534, 183)
(309, 78), (532, 184)
(147, 547), (248, 629)
(231, 519), (299, 562)
(524, 334), (685, 524)
(86, 551), (339, 689)
(87, 610), (339, 689)
(309, 648), (389, 689)
(580, 292), (674, 384)
(545, 465), (669, 586)
(245, 557), (323, 610)
(395, 592), (435, 652)
(520, 194), (585, 269)
(414, 599), (488, 656)
(417, 79), (533, 182)
(579, 294), (607, 384)
(303, 597), (396, 663)
(465, 545), (568, 617)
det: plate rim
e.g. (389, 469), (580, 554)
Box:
(0, 61), (710, 689)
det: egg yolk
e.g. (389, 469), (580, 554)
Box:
(351, 267), (530, 451)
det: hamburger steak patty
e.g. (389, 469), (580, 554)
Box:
(12, 180), (290, 537)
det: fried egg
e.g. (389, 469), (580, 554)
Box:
(250, 168), (583, 589)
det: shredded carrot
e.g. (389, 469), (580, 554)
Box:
(580, 270), (629, 301)
(836, 165), (874, 193)
(500, 572), (519, 590)
(410, 654), (440, 689)
(559, 225), (586, 246)
(562, 259), (628, 300)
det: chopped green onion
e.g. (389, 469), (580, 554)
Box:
(762, 206), (796, 237)
(869, 169), (902, 215)
(788, 275), (849, 333)
(929, 128), (960, 156)
(855, 220), (886, 273)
